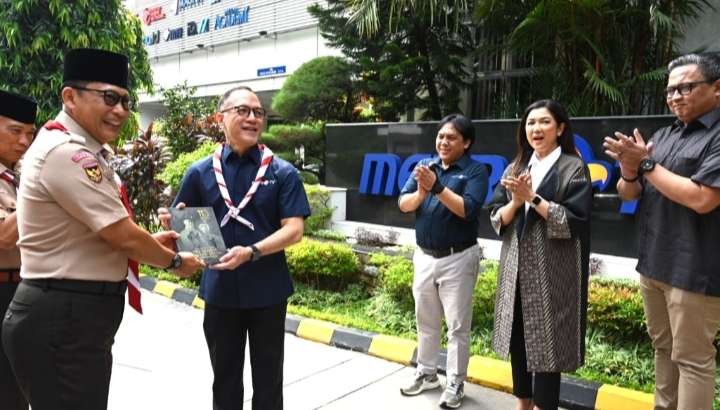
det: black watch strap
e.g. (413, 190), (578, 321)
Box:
(431, 179), (444, 194)
(620, 174), (640, 183)
(530, 195), (542, 208)
(166, 253), (182, 270)
(250, 245), (262, 262)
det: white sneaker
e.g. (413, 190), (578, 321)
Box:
(400, 372), (441, 396)
(439, 382), (464, 409)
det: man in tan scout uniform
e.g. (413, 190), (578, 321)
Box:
(0, 48), (204, 410)
(0, 89), (36, 410)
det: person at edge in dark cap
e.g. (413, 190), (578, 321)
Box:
(0, 48), (205, 410)
(0, 89), (36, 410)
(397, 114), (488, 409)
(604, 52), (720, 410)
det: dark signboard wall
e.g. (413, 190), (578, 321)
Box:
(325, 115), (674, 258)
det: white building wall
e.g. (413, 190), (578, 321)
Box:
(128, 0), (340, 128)
(148, 25), (337, 99)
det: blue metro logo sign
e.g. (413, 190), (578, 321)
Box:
(359, 134), (638, 214)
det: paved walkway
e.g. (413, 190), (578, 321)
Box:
(109, 291), (519, 409)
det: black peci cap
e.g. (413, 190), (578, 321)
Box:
(63, 48), (129, 89)
(0, 89), (37, 124)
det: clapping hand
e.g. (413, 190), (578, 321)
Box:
(414, 165), (437, 193)
(501, 172), (533, 207)
(603, 128), (653, 176)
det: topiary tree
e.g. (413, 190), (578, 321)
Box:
(265, 123), (324, 181)
(0, 0), (153, 141)
(272, 56), (356, 122)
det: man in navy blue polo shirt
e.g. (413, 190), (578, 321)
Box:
(160, 86), (310, 410)
(398, 114), (487, 409)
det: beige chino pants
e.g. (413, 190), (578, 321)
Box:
(640, 276), (720, 410)
(412, 245), (480, 385)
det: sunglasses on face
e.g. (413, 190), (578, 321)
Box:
(73, 86), (133, 111)
(220, 105), (266, 119)
(665, 80), (713, 99)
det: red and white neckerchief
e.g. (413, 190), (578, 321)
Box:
(114, 172), (143, 314)
(0, 170), (18, 188)
(212, 143), (273, 230)
(43, 120), (143, 313)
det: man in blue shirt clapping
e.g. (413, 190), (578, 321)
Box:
(398, 114), (488, 409)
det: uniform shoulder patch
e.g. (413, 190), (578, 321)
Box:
(81, 159), (102, 183)
(71, 149), (95, 163)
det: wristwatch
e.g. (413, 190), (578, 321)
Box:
(638, 158), (656, 176)
(250, 245), (262, 262)
(431, 178), (445, 195)
(166, 253), (182, 270)
(529, 194), (542, 208)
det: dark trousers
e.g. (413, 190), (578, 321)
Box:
(510, 286), (561, 410)
(1, 281), (124, 410)
(0, 282), (28, 410)
(204, 301), (287, 410)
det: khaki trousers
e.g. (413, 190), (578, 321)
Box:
(412, 245), (480, 385)
(639, 275), (720, 410)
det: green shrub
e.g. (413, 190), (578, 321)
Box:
(260, 131), (290, 152)
(299, 171), (320, 184)
(304, 184), (333, 233)
(140, 265), (200, 289)
(473, 261), (499, 329)
(286, 239), (360, 289)
(159, 141), (218, 193)
(587, 278), (647, 344)
(307, 229), (347, 242)
(268, 123), (323, 148)
(274, 150), (299, 164)
(378, 256), (415, 309)
(367, 252), (400, 267)
(267, 123), (324, 180)
(578, 330), (655, 392)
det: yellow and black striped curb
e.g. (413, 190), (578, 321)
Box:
(140, 276), (654, 410)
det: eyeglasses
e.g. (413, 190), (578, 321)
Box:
(665, 80), (713, 99)
(73, 86), (133, 111)
(220, 105), (266, 119)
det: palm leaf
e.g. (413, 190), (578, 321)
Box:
(582, 58), (624, 105)
(347, 0), (380, 37)
(649, 5), (674, 37)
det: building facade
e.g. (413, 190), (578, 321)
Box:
(125, 0), (339, 127)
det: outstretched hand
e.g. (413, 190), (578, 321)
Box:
(158, 202), (186, 230)
(211, 246), (252, 270)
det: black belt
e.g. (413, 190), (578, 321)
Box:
(419, 241), (477, 258)
(23, 278), (127, 296)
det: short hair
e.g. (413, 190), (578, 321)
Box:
(217, 86), (254, 112)
(437, 113), (475, 151)
(668, 53), (720, 82)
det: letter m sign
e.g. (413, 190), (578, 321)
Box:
(359, 154), (400, 196)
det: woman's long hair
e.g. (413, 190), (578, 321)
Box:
(511, 99), (577, 176)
